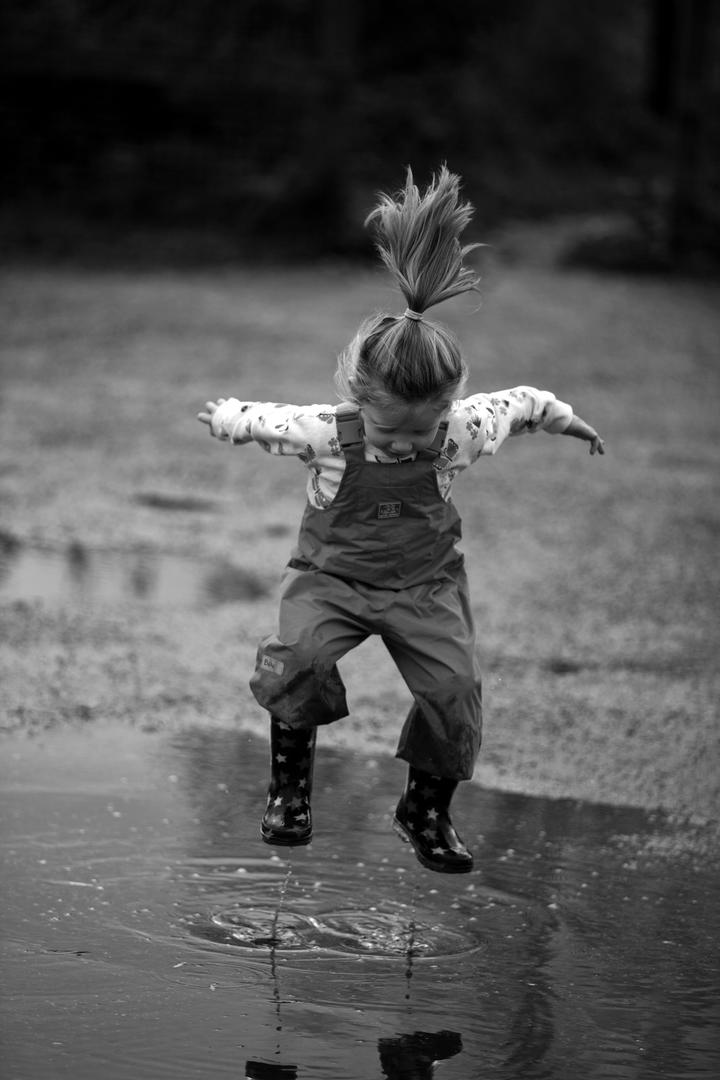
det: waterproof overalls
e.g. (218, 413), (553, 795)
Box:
(249, 406), (483, 780)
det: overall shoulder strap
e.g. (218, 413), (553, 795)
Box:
(417, 420), (449, 461)
(335, 404), (365, 461)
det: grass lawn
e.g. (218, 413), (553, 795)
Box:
(1, 247), (719, 822)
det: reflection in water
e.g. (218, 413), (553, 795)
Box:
(129, 553), (158, 598)
(61, 540), (159, 602)
(243, 867), (313, 1080)
(245, 1063), (298, 1079)
(246, 1026), (465, 1079)
(403, 882), (418, 1003)
(379, 1030), (462, 1079)
(501, 932), (554, 1078)
(0, 529), (21, 586)
(269, 867), (293, 1067)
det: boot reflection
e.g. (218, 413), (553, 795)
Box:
(245, 1061), (298, 1079)
(378, 1030), (462, 1078)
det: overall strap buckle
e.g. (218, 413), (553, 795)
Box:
(335, 404), (365, 459)
(417, 419), (449, 460)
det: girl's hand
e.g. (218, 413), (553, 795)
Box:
(197, 398), (226, 432)
(562, 415), (605, 455)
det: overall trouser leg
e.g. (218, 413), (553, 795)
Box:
(381, 573), (482, 872)
(253, 568), (370, 845)
(383, 571), (482, 778)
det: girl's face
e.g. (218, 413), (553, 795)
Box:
(361, 396), (451, 458)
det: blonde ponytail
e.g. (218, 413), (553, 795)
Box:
(335, 166), (479, 405)
(366, 165), (480, 315)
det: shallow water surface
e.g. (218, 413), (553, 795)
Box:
(1, 724), (718, 1079)
(0, 541), (267, 606)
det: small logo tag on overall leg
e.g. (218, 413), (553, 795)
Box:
(377, 501), (402, 519)
(260, 654), (285, 676)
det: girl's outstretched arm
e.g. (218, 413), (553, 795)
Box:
(561, 414), (605, 455)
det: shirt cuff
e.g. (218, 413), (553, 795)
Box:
(211, 398), (244, 439)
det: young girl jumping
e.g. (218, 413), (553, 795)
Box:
(198, 166), (604, 874)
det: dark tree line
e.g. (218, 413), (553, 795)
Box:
(1, 0), (717, 263)
(647, 0), (719, 261)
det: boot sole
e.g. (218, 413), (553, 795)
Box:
(261, 826), (312, 847)
(393, 817), (473, 874)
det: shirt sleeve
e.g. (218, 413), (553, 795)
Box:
(453, 386), (574, 459)
(209, 398), (347, 508)
(209, 398), (338, 455)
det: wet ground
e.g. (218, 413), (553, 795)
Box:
(2, 721), (719, 1080)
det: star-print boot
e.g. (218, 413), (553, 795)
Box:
(261, 717), (316, 846)
(393, 767), (473, 874)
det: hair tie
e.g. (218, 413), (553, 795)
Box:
(403, 309), (423, 321)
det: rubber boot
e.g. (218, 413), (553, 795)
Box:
(261, 717), (316, 846)
(393, 767), (473, 873)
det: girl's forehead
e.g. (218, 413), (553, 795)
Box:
(363, 398), (449, 427)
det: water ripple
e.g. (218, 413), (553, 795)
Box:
(179, 852), (543, 963)
(192, 897), (483, 959)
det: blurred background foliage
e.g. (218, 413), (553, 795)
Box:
(1, 0), (718, 266)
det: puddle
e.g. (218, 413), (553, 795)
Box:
(1, 724), (719, 1079)
(0, 540), (268, 607)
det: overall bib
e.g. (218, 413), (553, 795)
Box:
(250, 406), (483, 780)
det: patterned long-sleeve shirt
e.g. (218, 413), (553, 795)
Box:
(210, 387), (573, 509)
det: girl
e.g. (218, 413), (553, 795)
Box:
(198, 166), (604, 874)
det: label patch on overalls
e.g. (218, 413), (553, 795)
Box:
(260, 653), (285, 676)
(377, 500), (402, 519)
